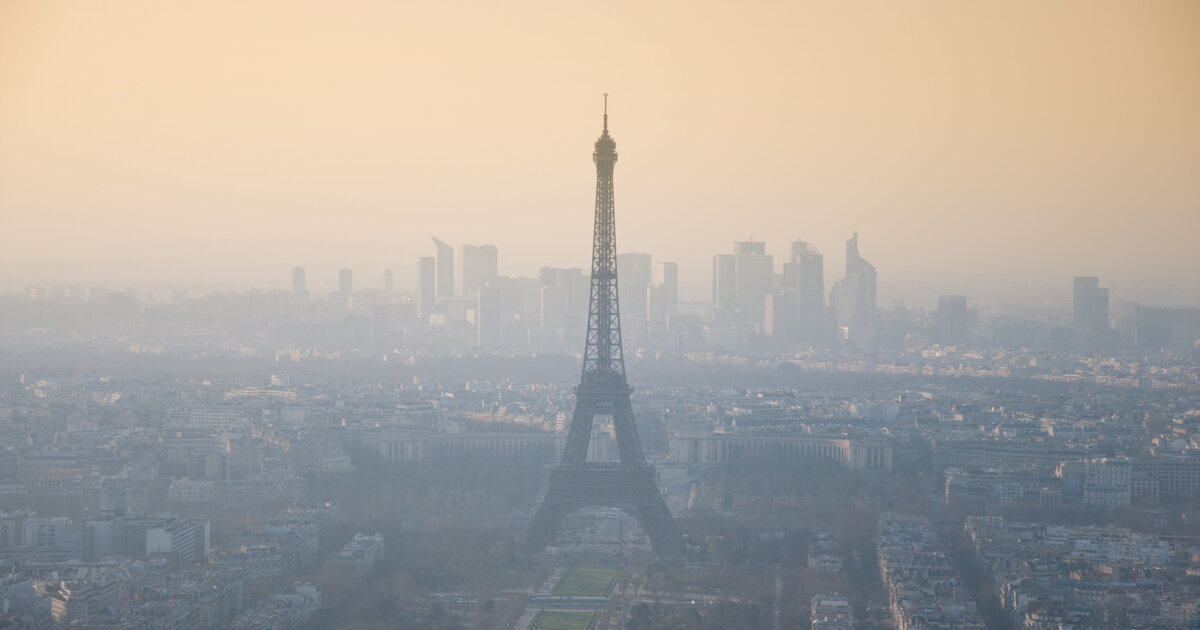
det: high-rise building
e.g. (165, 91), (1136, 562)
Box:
(291, 266), (306, 300)
(379, 268), (394, 292)
(654, 262), (678, 308)
(1073, 276), (1109, 329)
(617, 252), (652, 323)
(432, 237), (454, 298)
(733, 240), (773, 329)
(648, 262), (678, 324)
(338, 268), (353, 298)
(764, 291), (797, 339)
(831, 233), (877, 329)
(784, 241), (824, 342)
(736, 241), (766, 256)
(539, 266), (588, 330)
(712, 254), (737, 325)
(477, 285), (503, 348)
(417, 257), (436, 320)
(460, 244), (498, 297)
(934, 295), (969, 345)
(487, 275), (538, 342)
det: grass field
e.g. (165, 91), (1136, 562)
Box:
(551, 567), (620, 598)
(528, 611), (600, 630)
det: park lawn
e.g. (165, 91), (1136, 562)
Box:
(551, 567), (620, 598)
(529, 610), (600, 630)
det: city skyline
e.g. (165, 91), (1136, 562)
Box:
(3, 4), (1199, 628)
(1, 235), (1177, 316)
(3, 1), (1199, 306)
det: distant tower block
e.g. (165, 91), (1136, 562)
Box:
(460, 244), (498, 297)
(1073, 276), (1109, 329)
(432, 237), (454, 298)
(291, 266), (307, 299)
(522, 98), (686, 559)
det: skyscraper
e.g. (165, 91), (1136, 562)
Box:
(539, 266), (588, 330)
(432, 237), (454, 298)
(338, 268), (353, 298)
(831, 233), (877, 329)
(764, 292), (797, 339)
(379, 268), (394, 292)
(733, 240), (772, 329)
(617, 252), (652, 323)
(934, 295), (969, 345)
(654, 262), (678, 307)
(648, 261), (678, 324)
(460, 244), (498, 298)
(417, 256), (435, 320)
(291, 266), (306, 300)
(477, 284), (503, 348)
(784, 240), (824, 342)
(1073, 277), (1109, 329)
(712, 254), (737, 325)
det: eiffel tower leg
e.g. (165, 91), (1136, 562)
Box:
(635, 497), (687, 559)
(559, 398), (596, 468)
(610, 392), (646, 467)
(522, 499), (570, 553)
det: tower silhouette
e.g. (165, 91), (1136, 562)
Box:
(523, 98), (686, 558)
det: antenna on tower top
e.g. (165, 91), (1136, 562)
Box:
(603, 93), (608, 132)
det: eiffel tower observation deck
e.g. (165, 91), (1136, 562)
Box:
(522, 98), (687, 559)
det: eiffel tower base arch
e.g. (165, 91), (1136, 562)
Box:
(521, 466), (687, 559)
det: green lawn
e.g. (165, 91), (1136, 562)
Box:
(551, 567), (620, 598)
(529, 611), (600, 630)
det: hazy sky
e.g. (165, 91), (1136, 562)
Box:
(2, 0), (1198, 306)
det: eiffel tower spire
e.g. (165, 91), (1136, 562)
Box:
(581, 95), (624, 390)
(523, 98), (686, 559)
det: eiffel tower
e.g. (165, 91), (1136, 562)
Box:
(523, 97), (686, 559)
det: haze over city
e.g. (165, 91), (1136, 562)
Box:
(3, 4), (1200, 630)
(3, 0), (1199, 306)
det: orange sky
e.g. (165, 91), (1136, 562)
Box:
(2, 0), (1198, 305)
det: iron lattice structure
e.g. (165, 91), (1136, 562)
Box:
(523, 101), (686, 559)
